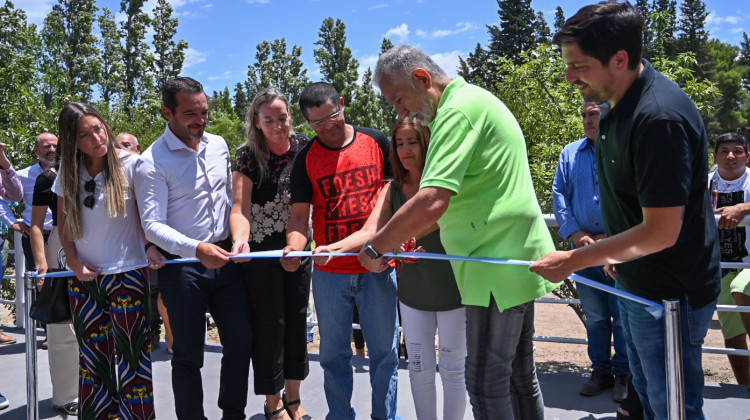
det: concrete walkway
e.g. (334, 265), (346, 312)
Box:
(0, 327), (747, 419)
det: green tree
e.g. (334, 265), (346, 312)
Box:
(487, 0), (540, 65)
(378, 38), (398, 131)
(676, 0), (709, 77)
(636, 0), (654, 58)
(120, 0), (153, 114)
(97, 7), (124, 104)
(458, 43), (495, 88)
(151, 0), (187, 93)
(702, 40), (747, 136)
(233, 82), (249, 120)
(313, 18), (359, 106)
(739, 33), (750, 93)
(347, 68), (386, 131)
(651, 0), (678, 57)
(553, 6), (565, 31)
(0, 1), (47, 168)
(208, 89), (246, 152)
(533, 11), (551, 44)
(40, 0), (100, 106)
(245, 38), (308, 127)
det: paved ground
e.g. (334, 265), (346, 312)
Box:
(0, 327), (748, 419)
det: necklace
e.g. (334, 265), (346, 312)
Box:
(713, 171), (748, 194)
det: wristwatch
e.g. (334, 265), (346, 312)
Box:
(363, 240), (383, 260)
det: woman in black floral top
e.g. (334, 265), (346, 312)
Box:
(230, 88), (313, 420)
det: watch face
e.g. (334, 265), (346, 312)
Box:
(365, 245), (380, 259)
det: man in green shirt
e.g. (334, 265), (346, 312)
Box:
(361, 44), (557, 420)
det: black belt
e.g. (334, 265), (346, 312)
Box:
(213, 238), (232, 252)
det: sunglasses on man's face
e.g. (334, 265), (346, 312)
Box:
(83, 179), (95, 209)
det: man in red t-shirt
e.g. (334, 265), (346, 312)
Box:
(282, 82), (400, 420)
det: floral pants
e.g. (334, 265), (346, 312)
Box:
(68, 268), (154, 420)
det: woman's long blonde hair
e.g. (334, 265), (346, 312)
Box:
(245, 87), (294, 186)
(57, 102), (128, 240)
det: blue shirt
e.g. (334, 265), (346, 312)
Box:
(552, 137), (604, 240)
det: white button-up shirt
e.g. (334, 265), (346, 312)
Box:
(134, 124), (232, 258)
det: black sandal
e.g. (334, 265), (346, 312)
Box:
(264, 401), (288, 420)
(282, 391), (314, 420)
(616, 375), (644, 420)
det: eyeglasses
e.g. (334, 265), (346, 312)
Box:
(83, 179), (95, 209)
(307, 108), (342, 129)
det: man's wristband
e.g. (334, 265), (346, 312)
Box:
(363, 239), (383, 260)
(145, 242), (156, 253)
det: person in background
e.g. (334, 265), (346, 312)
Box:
(230, 88), (313, 420)
(552, 101), (630, 402)
(368, 45), (557, 420)
(0, 133), (56, 272)
(116, 132), (141, 153)
(116, 132), (173, 354)
(531, 3), (721, 419)
(134, 77), (252, 420)
(29, 145), (80, 416)
(0, 140), (23, 411)
(282, 82), (400, 420)
(314, 117), (467, 420)
(709, 132), (750, 386)
(55, 102), (154, 419)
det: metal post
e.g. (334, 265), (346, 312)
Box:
(14, 231), (25, 328)
(24, 271), (38, 420)
(663, 299), (685, 420)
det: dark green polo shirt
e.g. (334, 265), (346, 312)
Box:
(596, 60), (720, 308)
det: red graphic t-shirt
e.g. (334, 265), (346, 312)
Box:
(291, 126), (392, 273)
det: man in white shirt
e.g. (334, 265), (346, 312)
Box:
(0, 132), (56, 271)
(134, 77), (252, 420)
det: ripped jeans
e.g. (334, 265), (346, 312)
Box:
(400, 302), (468, 420)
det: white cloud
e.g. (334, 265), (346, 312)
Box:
(246, 0), (270, 4)
(416, 22), (478, 39)
(207, 70), (233, 81)
(706, 10), (741, 27)
(385, 23), (410, 43)
(730, 27), (745, 34)
(429, 50), (466, 79)
(19, 0), (55, 25)
(183, 47), (208, 68)
(369, 4), (388, 10)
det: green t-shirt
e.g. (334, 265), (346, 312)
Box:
(421, 77), (558, 311)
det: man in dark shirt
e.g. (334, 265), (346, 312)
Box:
(531, 3), (720, 420)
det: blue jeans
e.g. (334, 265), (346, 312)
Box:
(312, 269), (400, 420)
(575, 266), (629, 373)
(617, 283), (715, 420)
(465, 299), (543, 420)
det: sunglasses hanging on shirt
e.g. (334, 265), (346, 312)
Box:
(83, 179), (95, 209)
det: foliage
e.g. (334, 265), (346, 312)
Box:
(347, 68), (386, 132)
(0, 1), (48, 169)
(700, 40), (747, 137)
(553, 6), (565, 31)
(151, 0), (187, 94)
(313, 18), (359, 106)
(97, 7), (124, 104)
(120, 0), (153, 114)
(40, 0), (101, 104)
(487, 0), (544, 66)
(490, 45), (581, 213)
(243, 38), (309, 126)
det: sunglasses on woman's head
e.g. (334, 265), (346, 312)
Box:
(83, 179), (95, 209)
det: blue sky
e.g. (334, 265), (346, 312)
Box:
(17, 0), (750, 95)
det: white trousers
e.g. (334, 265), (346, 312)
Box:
(44, 227), (79, 406)
(399, 302), (468, 420)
